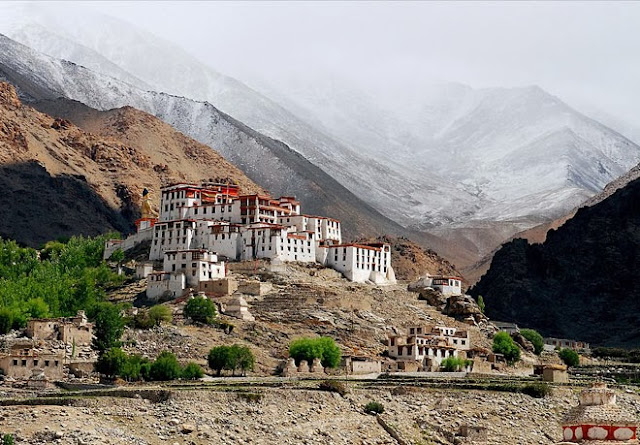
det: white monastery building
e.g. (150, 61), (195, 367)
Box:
(107, 182), (395, 299)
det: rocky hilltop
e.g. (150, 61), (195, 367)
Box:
(0, 81), (260, 246)
(470, 175), (640, 346)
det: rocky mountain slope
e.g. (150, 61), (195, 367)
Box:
(0, 81), (261, 247)
(0, 33), (428, 244)
(469, 175), (640, 346)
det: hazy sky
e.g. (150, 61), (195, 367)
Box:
(4, 1), (640, 123)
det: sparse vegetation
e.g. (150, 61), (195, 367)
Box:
(289, 337), (341, 368)
(237, 392), (263, 403)
(559, 348), (580, 367)
(441, 357), (472, 372)
(364, 401), (385, 415)
(492, 332), (521, 363)
(184, 296), (217, 325)
(521, 383), (551, 398)
(319, 380), (347, 396)
(520, 329), (544, 355)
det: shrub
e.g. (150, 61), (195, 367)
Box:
(522, 383), (552, 398)
(231, 345), (255, 375)
(441, 357), (470, 372)
(91, 302), (125, 354)
(149, 351), (182, 381)
(289, 337), (341, 369)
(364, 401), (384, 415)
(121, 355), (151, 381)
(132, 311), (155, 330)
(237, 392), (263, 403)
(95, 347), (128, 378)
(319, 380), (347, 396)
(148, 305), (172, 326)
(492, 332), (521, 363)
(477, 295), (485, 313)
(0, 308), (14, 335)
(181, 362), (204, 380)
(184, 296), (217, 325)
(520, 329), (544, 355)
(559, 348), (580, 367)
(2, 434), (14, 445)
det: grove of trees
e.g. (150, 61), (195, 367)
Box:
(288, 337), (341, 368)
(207, 345), (255, 376)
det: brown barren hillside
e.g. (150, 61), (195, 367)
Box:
(356, 235), (462, 282)
(0, 82), (262, 246)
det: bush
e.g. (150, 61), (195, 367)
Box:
(289, 337), (341, 368)
(520, 329), (544, 355)
(522, 383), (552, 398)
(181, 362), (204, 380)
(132, 311), (155, 330)
(208, 346), (231, 376)
(184, 296), (217, 325)
(492, 332), (521, 363)
(441, 357), (470, 372)
(2, 434), (14, 445)
(319, 380), (347, 396)
(559, 348), (580, 367)
(149, 351), (182, 381)
(364, 401), (385, 415)
(95, 347), (128, 378)
(148, 305), (172, 326)
(121, 354), (151, 381)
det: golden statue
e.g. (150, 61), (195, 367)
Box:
(140, 188), (157, 218)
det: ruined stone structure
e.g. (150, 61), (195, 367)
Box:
(280, 358), (327, 377)
(560, 383), (637, 443)
(341, 356), (382, 375)
(26, 311), (93, 346)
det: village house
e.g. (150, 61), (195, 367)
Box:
(124, 182), (395, 287)
(387, 325), (470, 371)
(493, 321), (520, 335)
(410, 274), (462, 296)
(544, 337), (591, 353)
(26, 311), (93, 346)
(0, 347), (64, 380)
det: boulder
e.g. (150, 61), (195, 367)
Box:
(443, 294), (483, 319)
(511, 332), (535, 353)
(417, 288), (447, 310)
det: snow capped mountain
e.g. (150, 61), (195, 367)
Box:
(2, 6), (640, 267)
(0, 33), (412, 242)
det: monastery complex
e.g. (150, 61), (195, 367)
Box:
(105, 182), (396, 301)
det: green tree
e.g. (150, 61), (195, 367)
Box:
(149, 351), (182, 381)
(95, 347), (128, 378)
(558, 348), (580, 367)
(289, 337), (341, 369)
(0, 308), (14, 335)
(230, 345), (255, 376)
(184, 296), (217, 325)
(208, 346), (232, 376)
(181, 362), (204, 380)
(492, 332), (521, 363)
(91, 302), (125, 354)
(148, 305), (172, 326)
(477, 295), (485, 314)
(520, 329), (544, 355)
(109, 248), (125, 276)
(24, 298), (50, 319)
